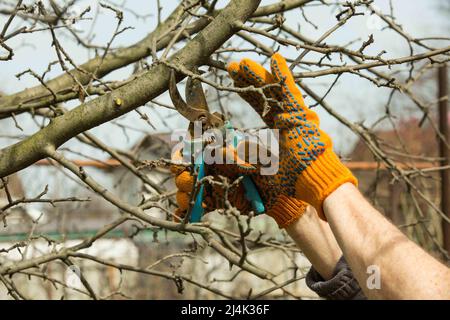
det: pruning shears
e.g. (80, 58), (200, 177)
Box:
(169, 70), (265, 222)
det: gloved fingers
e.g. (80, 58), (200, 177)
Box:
(228, 61), (268, 116)
(212, 144), (258, 176)
(228, 60), (283, 123)
(175, 170), (194, 193)
(171, 132), (260, 220)
(270, 53), (309, 112)
(239, 58), (283, 106)
(209, 141), (277, 187)
(228, 61), (252, 87)
(238, 58), (274, 86)
(176, 190), (191, 211)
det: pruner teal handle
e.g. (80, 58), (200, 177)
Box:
(241, 175), (265, 215)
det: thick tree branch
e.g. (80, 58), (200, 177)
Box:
(0, 0), (310, 112)
(0, 0), (262, 178)
(0, 1), (191, 109)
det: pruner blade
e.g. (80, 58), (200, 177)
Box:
(169, 69), (224, 129)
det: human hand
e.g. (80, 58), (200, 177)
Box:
(172, 140), (307, 228)
(227, 53), (357, 217)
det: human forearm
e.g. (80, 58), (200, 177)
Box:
(226, 52), (449, 300)
(286, 206), (342, 280)
(324, 183), (450, 299)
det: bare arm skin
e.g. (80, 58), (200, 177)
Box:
(286, 206), (342, 280)
(323, 182), (450, 299)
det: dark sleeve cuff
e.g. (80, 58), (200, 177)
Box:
(306, 255), (367, 300)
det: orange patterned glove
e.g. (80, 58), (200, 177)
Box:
(228, 53), (357, 218)
(171, 142), (308, 228)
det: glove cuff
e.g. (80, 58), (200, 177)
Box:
(295, 148), (357, 219)
(267, 195), (308, 228)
